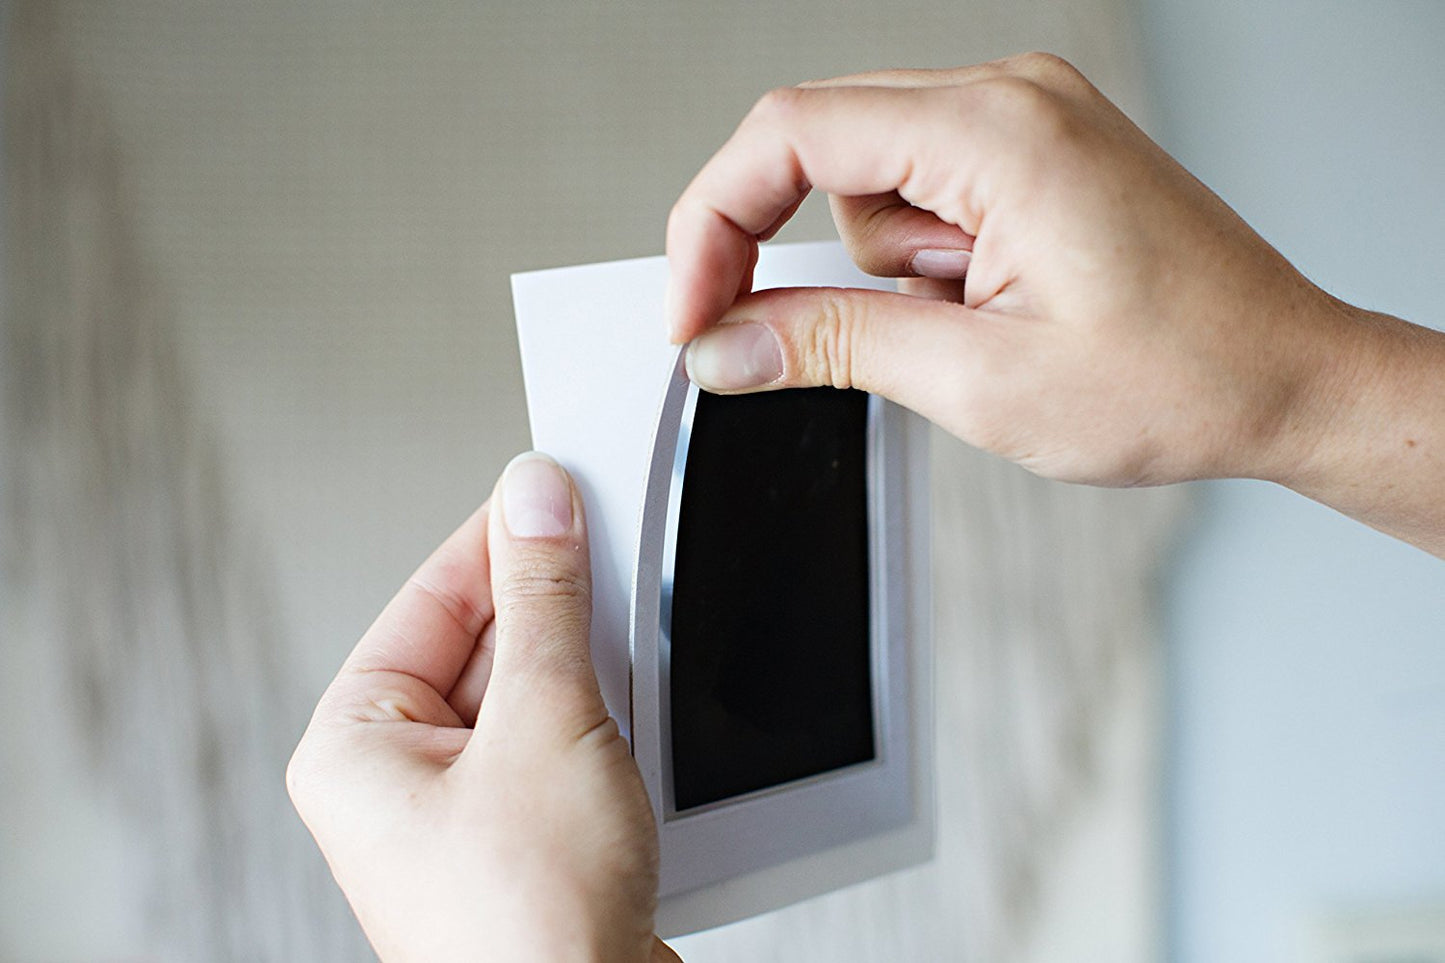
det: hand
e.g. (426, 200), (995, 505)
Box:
(667, 53), (1338, 488)
(288, 454), (682, 962)
(667, 54), (1445, 554)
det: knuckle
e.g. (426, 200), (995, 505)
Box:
(746, 85), (806, 128)
(284, 743), (313, 810)
(973, 75), (1076, 149)
(577, 713), (625, 754)
(802, 290), (860, 390)
(1009, 51), (1085, 88)
(667, 194), (699, 234)
(988, 75), (1057, 120)
(406, 573), (486, 638)
(497, 554), (592, 611)
(666, 196), (704, 251)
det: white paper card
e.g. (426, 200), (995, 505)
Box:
(510, 241), (894, 735)
(511, 242), (933, 935)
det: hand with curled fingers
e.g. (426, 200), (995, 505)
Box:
(669, 53), (1445, 555)
(287, 453), (683, 963)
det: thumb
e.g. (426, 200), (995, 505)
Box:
(475, 451), (608, 742)
(683, 285), (992, 435)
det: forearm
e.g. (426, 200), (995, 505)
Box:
(1272, 300), (1445, 557)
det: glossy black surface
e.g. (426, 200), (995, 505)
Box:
(669, 387), (874, 811)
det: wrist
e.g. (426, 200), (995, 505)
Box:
(1250, 294), (1376, 490)
(518, 883), (658, 963)
(1258, 298), (1445, 553)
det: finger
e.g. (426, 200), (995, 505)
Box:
(829, 192), (973, 279)
(445, 620), (497, 727)
(898, 275), (968, 302)
(468, 452), (608, 748)
(683, 286), (1011, 441)
(651, 937), (685, 963)
(666, 83), (995, 344)
(666, 53), (1095, 344)
(758, 193), (807, 243)
(316, 503), (496, 729)
(796, 63), (997, 90)
(796, 52), (1077, 91)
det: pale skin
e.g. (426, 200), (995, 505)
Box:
(669, 54), (1445, 555)
(290, 54), (1444, 963)
(288, 454), (681, 963)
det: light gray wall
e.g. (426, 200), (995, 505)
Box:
(1141, 3), (1445, 961)
(2, 4), (1184, 961)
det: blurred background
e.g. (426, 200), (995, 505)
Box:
(0, 1), (1440, 961)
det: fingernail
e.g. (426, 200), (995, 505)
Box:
(502, 452), (573, 539)
(685, 323), (784, 391)
(909, 248), (971, 279)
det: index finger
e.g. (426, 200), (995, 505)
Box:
(336, 502), (495, 702)
(665, 83), (990, 344)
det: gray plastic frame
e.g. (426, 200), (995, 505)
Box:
(630, 355), (933, 935)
